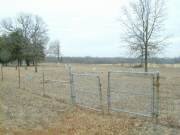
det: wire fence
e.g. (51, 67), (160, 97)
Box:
(107, 71), (159, 119)
(19, 65), (71, 103)
(0, 64), (180, 128)
(70, 73), (103, 111)
(158, 80), (180, 128)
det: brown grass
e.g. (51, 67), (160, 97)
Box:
(0, 63), (180, 134)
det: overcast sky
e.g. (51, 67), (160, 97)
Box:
(0, 0), (179, 57)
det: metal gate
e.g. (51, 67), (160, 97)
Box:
(70, 73), (103, 111)
(107, 71), (159, 118)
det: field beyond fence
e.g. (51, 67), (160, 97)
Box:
(0, 63), (180, 134)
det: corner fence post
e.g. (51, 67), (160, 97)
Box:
(107, 72), (111, 113)
(97, 76), (103, 113)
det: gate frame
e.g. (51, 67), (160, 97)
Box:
(70, 72), (103, 112)
(107, 71), (160, 120)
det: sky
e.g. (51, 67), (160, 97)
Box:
(0, 0), (179, 57)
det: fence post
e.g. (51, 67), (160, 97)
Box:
(69, 66), (75, 105)
(155, 72), (160, 124)
(18, 65), (20, 88)
(1, 64), (3, 81)
(97, 76), (103, 113)
(152, 75), (155, 117)
(107, 72), (111, 113)
(42, 72), (45, 96)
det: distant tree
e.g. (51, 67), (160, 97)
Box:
(120, 0), (167, 72)
(30, 15), (49, 72)
(0, 13), (49, 71)
(8, 30), (26, 66)
(48, 40), (62, 63)
(0, 35), (11, 64)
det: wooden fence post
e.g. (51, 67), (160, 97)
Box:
(18, 65), (20, 88)
(1, 65), (3, 81)
(107, 72), (111, 113)
(156, 72), (160, 124)
(97, 76), (103, 113)
(42, 72), (45, 96)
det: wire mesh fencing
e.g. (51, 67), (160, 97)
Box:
(0, 65), (23, 87)
(107, 71), (159, 118)
(21, 68), (44, 95)
(70, 73), (103, 111)
(158, 78), (180, 128)
(42, 67), (70, 103)
(20, 65), (71, 103)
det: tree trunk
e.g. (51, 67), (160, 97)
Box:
(140, 48), (144, 67)
(26, 60), (30, 66)
(34, 60), (38, 73)
(32, 60), (35, 66)
(20, 60), (22, 66)
(17, 59), (20, 67)
(60, 56), (63, 63)
(144, 44), (148, 72)
(35, 65), (37, 72)
(57, 54), (60, 63)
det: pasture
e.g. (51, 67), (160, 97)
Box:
(0, 63), (180, 134)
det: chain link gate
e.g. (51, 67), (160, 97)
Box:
(70, 73), (103, 112)
(107, 71), (159, 119)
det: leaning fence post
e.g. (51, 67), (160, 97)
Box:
(107, 72), (111, 113)
(97, 76), (103, 113)
(1, 64), (3, 81)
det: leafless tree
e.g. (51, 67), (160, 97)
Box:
(48, 40), (62, 63)
(30, 15), (49, 72)
(120, 0), (167, 71)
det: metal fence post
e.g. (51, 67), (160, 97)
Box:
(69, 66), (75, 105)
(107, 72), (111, 113)
(97, 76), (103, 113)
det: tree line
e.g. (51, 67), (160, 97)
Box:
(0, 0), (168, 72)
(0, 13), (48, 72)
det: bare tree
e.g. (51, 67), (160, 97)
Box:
(121, 0), (167, 71)
(30, 15), (49, 72)
(48, 40), (62, 63)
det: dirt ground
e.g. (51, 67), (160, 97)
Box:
(0, 63), (180, 134)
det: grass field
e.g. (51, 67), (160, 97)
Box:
(0, 63), (180, 134)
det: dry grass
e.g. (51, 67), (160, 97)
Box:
(0, 108), (153, 135)
(0, 63), (180, 134)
